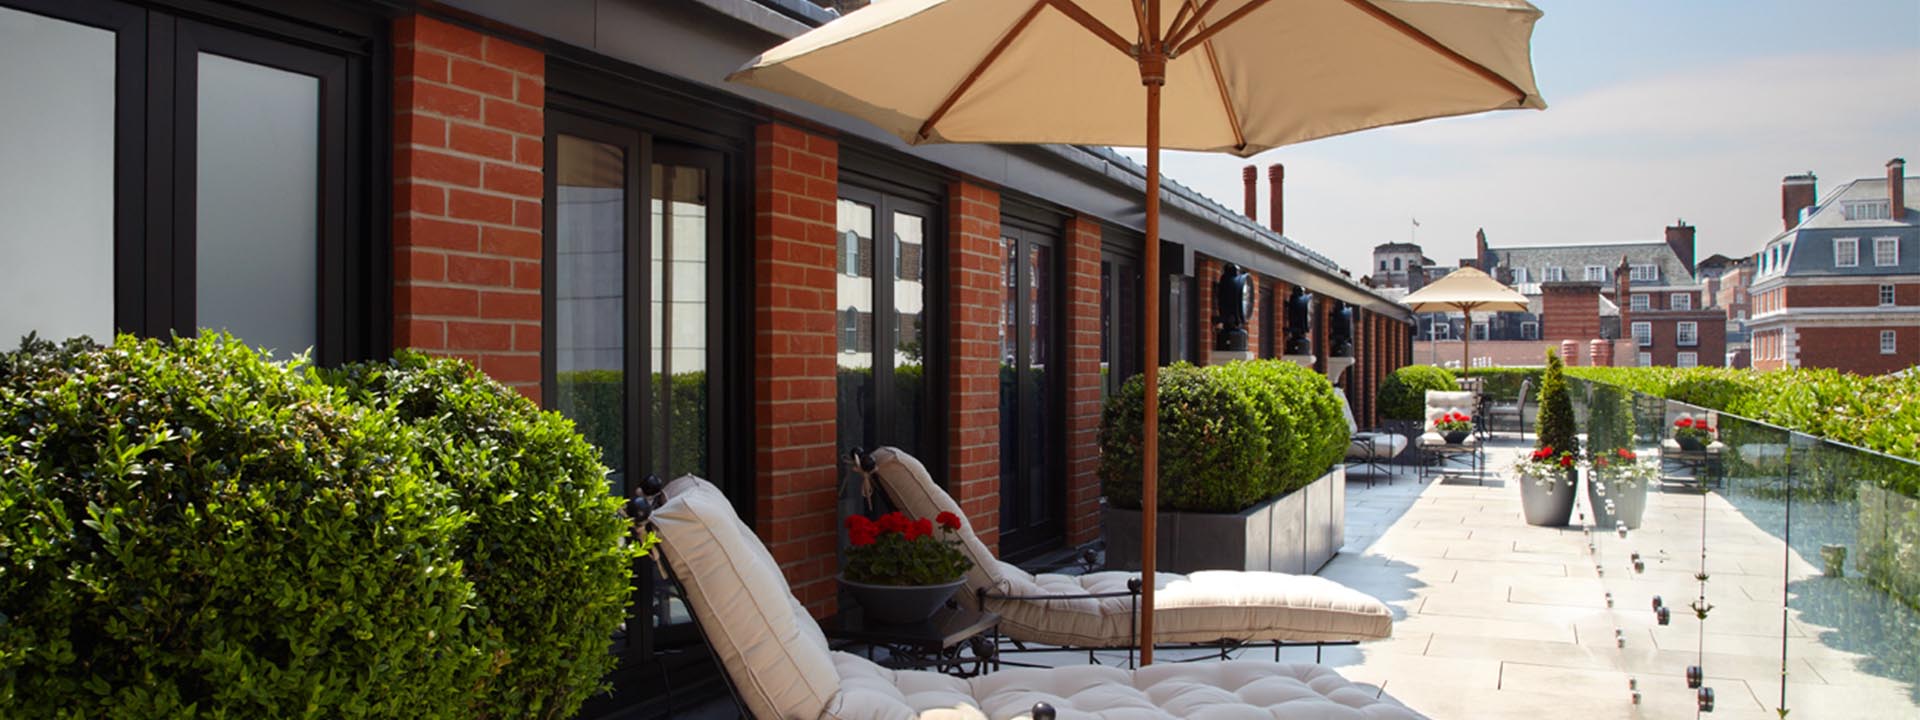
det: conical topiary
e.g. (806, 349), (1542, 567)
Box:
(1535, 348), (1580, 458)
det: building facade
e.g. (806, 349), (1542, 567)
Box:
(1750, 160), (1919, 374)
(1698, 253), (1755, 367)
(0, 0), (1415, 714)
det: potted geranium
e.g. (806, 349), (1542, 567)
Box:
(1433, 411), (1474, 444)
(1518, 349), (1580, 526)
(1672, 416), (1716, 451)
(841, 510), (971, 624)
(1589, 447), (1658, 530)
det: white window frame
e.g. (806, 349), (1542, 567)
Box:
(1544, 266), (1566, 282)
(1835, 238), (1858, 268)
(1430, 320), (1451, 340)
(1520, 321), (1539, 340)
(1630, 294), (1649, 311)
(1677, 351), (1698, 368)
(1677, 321), (1698, 347)
(1875, 237), (1900, 267)
(1883, 330), (1898, 355)
(1671, 292), (1692, 311)
(1637, 351), (1652, 367)
(1584, 265), (1607, 281)
(1512, 267), (1529, 284)
(1845, 201), (1891, 221)
(1632, 321), (1652, 347)
(1630, 264), (1660, 282)
(1472, 323), (1488, 341)
(1882, 284), (1897, 307)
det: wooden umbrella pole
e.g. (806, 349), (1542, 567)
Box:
(1138, 29), (1166, 670)
(1462, 307), (1472, 370)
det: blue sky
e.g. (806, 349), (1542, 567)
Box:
(1124, 0), (1919, 276)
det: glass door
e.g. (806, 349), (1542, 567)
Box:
(547, 114), (727, 664)
(835, 187), (936, 465)
(1100, 252), (1142, 398)
(1000, 226), (1062, 557)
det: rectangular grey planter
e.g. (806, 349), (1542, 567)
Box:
(1105, 466), (1346, 575)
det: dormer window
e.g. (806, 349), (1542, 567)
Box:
(1630, 264), (1659, 282)
(1584, 265), (1606, 281)
(1544, 266), (1565, 282)
(1843, 200), (1891, 222)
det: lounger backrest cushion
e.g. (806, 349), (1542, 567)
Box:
(651, 475), (838, 720)
(1424, 390), (1475, 429)
(868, 447), (1013, 594)
(1336, 394), (1359, 435)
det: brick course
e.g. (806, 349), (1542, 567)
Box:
(392, 16), (543, 400)
(947, 180), (1004, 552)
(753, 122), (841, 616)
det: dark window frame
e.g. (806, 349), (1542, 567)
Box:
(1, 0), (387, 363)
(998, 211), (1067, 560)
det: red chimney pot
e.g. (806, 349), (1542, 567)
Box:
(1242, 165), (1258, 222)
(1267, 163), (1285, 236)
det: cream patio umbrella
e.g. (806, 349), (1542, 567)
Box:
(729, 0), (1545, 663)
(1399, 266), (1531, 368)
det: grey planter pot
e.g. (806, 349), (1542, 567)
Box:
(1521, 467), (1578, 527)
(1104, 466), (1345, 575)
(839, 575), (967, 625)
(1587, 474), (1647, 530)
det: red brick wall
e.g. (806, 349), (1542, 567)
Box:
(1246, 274), (1263, 357)
(947, 181), (1003, 552)
(1194, 256), (1216, 364)
(1787, 283), (1917, 308)
(1790, 326), (1917, 375)
(1542, 285), (1601, 343)
(1314, 296), (1330, 375)
(392, 16), (544, 400)
(1064, 215), (1103, 546)
(753, 122), (841, 616)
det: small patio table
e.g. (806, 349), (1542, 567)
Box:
(1421, 440), (1483, 483)
(824, 605), (1001, 677)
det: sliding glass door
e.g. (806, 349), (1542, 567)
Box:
(1000, 224), (1062, 557)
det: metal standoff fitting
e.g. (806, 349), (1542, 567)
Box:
(1617, 523), (1628, 538)
(1631, 691), (1641, 705)
(627, 495), (653, 525)
(1614, 628), (1626, 648)
(1697, 686), (1715, 712)
(1633, 554), (1646, 573)
(1657, 606), (1671, 625)
(1030, 701), (1057, 720)
(1685, 665), (1703, 689)
(1628, 677), (1638, 690)
(1605, 592), (1614, 608)
(638, 473), (666, 496)
(1652, 595), (1664, 610)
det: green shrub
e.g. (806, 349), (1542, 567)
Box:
(324, 352), (640, 719)
(1535, 349), (1580, 457)
(0, 334), (641, 719)
(1461, 366), (1541, 401)
(0, 334), (483, 718)
(1099, 360), (1348, 513)
(1378, 365), (1457, 421)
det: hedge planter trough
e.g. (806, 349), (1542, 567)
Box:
(1105, 466), (1345, 575)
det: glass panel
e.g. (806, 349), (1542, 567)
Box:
(1000, 236), (1019, 531)
(1025, 243), (1053, 523)
(195, 53), (318, 357)
(1100, 261), (1113, 398)
(0, 7), (115, 345)
(836, 200), (876, 461)
(552, 134), (626, 478)
(652, 163), (709, 479)
(888, 210), (926, 458)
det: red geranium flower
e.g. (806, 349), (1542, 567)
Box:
(1675, 417), (1694, 429)
(909, 518), (934, 541)
(1616, 448), (1635, 460)
(849, 525), (878, 546)
(1558, 455), (1573, 467)
(936, 511), (962, 531)
(877, 511), (912, 536)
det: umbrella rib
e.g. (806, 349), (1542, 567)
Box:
(916, 1), (1051, 142)
(1173, 0), (1273, 55)
(1183, 1), (1247, 151)
(1044, 0), (1137, 57)
(1335, 0), (1528, 103)
(1164, 0), (1222, 49)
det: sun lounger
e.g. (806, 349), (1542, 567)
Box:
(857, 447), (1393, 649)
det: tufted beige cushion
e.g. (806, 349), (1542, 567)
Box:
(867, 448), (1393, 648)
(831, 652), (1427, 719)
(651, 475), (840, 720)
(1417, 391), (1479, 447)
(1339, 396), (1407, 460)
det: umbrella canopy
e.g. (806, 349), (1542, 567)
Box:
(729, 0), (1545, 664)
(1399, 266), (1530, 367)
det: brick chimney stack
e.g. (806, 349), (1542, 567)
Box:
(1890, 158), (1907, 221)
(1267, 163), (1285, 236)
(1665, 220), (1696, 276)
(1242, 165), (1258, 222)
(1782, 173), (1817, 230)
(1614, 255), (1632, 338)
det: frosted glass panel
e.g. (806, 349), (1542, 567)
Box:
(0, 6), (115, 347)
(195, 53), (319, 357)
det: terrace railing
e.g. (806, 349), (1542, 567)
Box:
(1570, 378), (1920, 718)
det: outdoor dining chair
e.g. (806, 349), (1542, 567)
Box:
(639, 473), (1428, 720)
(853, 447), (1393, 657)
(1483, 378), (1532, 439)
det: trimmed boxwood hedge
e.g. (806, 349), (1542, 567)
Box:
(0, 334), (639, 719)
(1100, 360), (1348, 513)
(1377, 365), (1458, 421)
